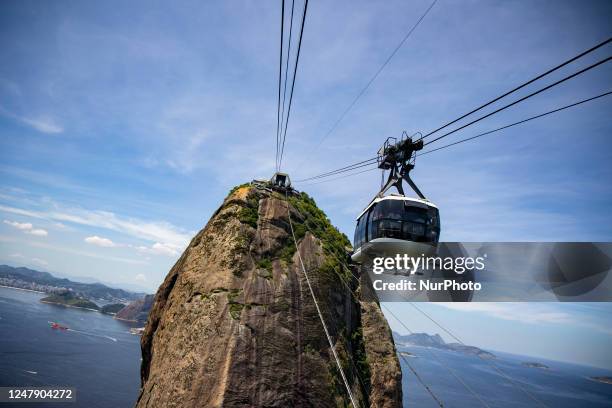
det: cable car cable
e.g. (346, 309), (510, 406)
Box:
(423, 55), (612, 147)
(303, 235), (444, 407)
(278, 0), (297, 171)
(295, 157), (378, 182)
(398, 352), (445, 407)
(293, 0), (438, 172)
(293, 39), (611, 181)
(278, 0), (309, 171)
(284, 189), (359, 407)
(322, 253), (465, 408)
(408, 302), (549, 407)
(296, 89), (612, 183)
(421, 37), (611, 141)
(298, 167), (379, 186)
(382, 304), (491, 408)
(319, 234), (536, 408)
(304, 230), (489, 408)
(295, 158), (378, 182)
(275, 0), (286, 172)
(303, 262), (369, 406)
(418, 90), (612, 156)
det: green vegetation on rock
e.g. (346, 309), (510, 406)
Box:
(351, 326), (372, 394)
(256, 258), (272, 271)
(228, 303), (244, 319)
(227, 289), (244, 320)
(288, 192), (353, 281)
(229, 182), (250, 196)
(238, 194), (260, 229)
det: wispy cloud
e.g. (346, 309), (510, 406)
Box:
(0, 235), (147, 265)
(3, 219), (48, 237)
(0, 107), (63, 134)
(6, 251), (49, 268)
(3, 220), (32, 231)
(434, 303), (612, 335)
(435, 303), (572, 325)
(84, 236), (181, 257)
(0, 204), (190, 247)
(20, 116), (63, 134)
(31, 257), (49, 266)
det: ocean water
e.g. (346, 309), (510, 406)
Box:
(399, 344), (612, 407)
(1, 286), (611, 407)
(0, 287), (141, 408)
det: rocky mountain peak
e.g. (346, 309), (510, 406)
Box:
(136, 184), (402, 407)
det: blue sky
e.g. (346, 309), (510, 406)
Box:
(0, 1), (611, 367)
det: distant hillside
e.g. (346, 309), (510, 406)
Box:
(393, 331), (496, 359)
(0, 265), (145, 302)
(101, 303), (127, 315)
(41, 290), (100, 311)
(115, 294), (154, 323)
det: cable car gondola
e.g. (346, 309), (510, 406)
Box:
(352, 136), (440, 263)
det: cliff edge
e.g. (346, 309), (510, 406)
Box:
(136, 184), (402, 407)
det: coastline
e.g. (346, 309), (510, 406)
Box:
(114, 316), (138, 323)
(0, 284), (46, 294)
(588, 376), (612, 385)
(40, 299), (100, 313)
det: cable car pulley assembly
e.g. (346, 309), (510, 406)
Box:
(352, 134), (440, 263)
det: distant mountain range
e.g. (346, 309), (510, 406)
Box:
(0, 265), (146, 302)
(393, 331), (496, 359)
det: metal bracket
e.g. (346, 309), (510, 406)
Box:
(376, 135), (426, 199)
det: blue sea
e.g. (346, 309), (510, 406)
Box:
(398, 343), (612, 407)
(1, 286), (611, 407)
(0, 287), (141, 408)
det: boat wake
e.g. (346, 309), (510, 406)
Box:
(66, 328), (118, 342)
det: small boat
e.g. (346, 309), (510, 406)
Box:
(49, 321), (69, 330)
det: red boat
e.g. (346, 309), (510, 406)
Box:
(49, 322), (69, 330)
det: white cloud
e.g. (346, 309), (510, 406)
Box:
(435, 303), (573, 325)
(84, 235), (116, 247)
(27, 228), (48, 236)
(9, 253), (24, 258)
(434, 303), (612, 337)
(0, 235), (147, 265)
(3, 219), (48, 237)
(4, 220), (32, 230)
(135, 273), (147, 282)
(0, 204), (191, 247)
(53, 209), (190, 247)
(136, 242), (181, 257)
(31, 257), (48, 266)
(151, 242), (181, 256)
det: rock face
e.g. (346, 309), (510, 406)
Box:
(136, 185), (402, 408)
(116, 295), (154, 323)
